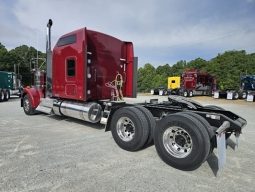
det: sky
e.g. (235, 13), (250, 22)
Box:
(0, 0), (255, 67)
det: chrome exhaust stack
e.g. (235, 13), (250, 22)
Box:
(46, 19), (53, 97)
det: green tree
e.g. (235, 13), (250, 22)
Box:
(170, 60), (187, 76)
(206, 50), (248, 90)
(155, 64), (171, 87)
(188, 58), (207, 71)
(0, 43), (9, 70)
(0, 42), (46, 85)
(138, 63), (156, 92)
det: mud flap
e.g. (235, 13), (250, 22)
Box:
(216, 132), (226, 171)
(216, 121), (230, 171)
(235, 132), (240, 149)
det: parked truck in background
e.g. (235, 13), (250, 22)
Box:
(151, 76), (180, 96)
(152, 69), (216, 97)
(178, 69), (216, 97)
(167, 76), (180, 95)
(0, 71), (22, 102)
(240, 75), (255, 100)
(21, 19), (246, 171)
(213, 75), (255, 101)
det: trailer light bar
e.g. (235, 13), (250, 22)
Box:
(206, 113), (221, 120)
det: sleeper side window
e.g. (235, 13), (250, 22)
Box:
(57, 34), (76, 47)
(67, 59), (76, 77)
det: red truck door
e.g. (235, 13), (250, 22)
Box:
(52, 29), (87, 101)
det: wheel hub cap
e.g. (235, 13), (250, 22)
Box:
(116, 117), (135, 142)
(163, 126), (193, 158)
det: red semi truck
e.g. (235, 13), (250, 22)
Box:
(21, 20), (246, 171)
(179, 69), (216, 97)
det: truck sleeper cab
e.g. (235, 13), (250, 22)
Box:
(180, 70), (215, 97)
(52, 28), (136, 101)
(213, 75), (255, 100)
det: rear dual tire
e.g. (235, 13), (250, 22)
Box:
(4, 90), (10, 101)
(189, 91), (193, 97)
(111, 106), (150, 151)
(233, 92), (239, 100)
(154, 112), (211, 171)
(0, 90), (11, 102)
(241, 91), (247, 99)
(0, 90), (5, 102)
(181, 112), (216, 154)
(135, 106), (156, 146)
(183, 90), (188, 97)
(183, 90), (193, 97)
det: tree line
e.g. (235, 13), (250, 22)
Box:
(138, 50), (255, 92)
(0, 42), (45, 85)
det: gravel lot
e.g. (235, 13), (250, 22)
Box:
(0, 95), (255, 192)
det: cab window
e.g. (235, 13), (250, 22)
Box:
(67, 59), (75, 77)
(57, 34), (76, 47)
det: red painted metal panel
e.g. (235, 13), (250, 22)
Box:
(125, 42), (134, 97)
(52, 28), (86, 101)
(52, 28), (135, 101)
(23, 87), (43, 108)
(182, 70), (198, 90)
(86, 30), (125, 100)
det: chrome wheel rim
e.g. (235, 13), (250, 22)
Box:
(163, 126), (193, 158)
(116, 117), (135, 142)
(242, 92), (247, 99)
(24, 97), (30, 112)
(184, 91), (188, 97)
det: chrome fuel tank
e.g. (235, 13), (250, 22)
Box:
(53, 100), (102, 123)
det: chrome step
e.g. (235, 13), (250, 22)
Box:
(36, 98), (54, 114)
(36, 105), (52, 114)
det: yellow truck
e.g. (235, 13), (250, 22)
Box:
(150, 76), (180, 95)
(167, 76), (180, 94)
